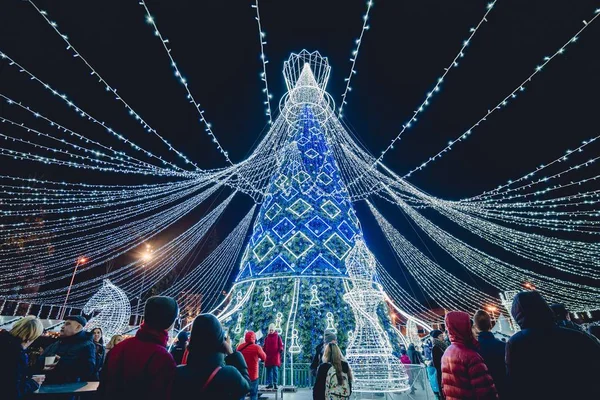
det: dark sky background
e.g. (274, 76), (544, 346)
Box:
(1, 0), (598, 305)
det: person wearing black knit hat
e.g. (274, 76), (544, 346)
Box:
(430, 329), (448, 399)
(172, 314), (250, 399)
(36, 315), (97, 383)
(98, 296), (179, 400)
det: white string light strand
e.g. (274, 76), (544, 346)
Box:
(344, 1), (498, 188)
(338, 0), (374, 118)
(26, 0), (202, 172)
(402, 9), (600, 178)
(251, 0), (273, 125)
(138, 1), (233, 164)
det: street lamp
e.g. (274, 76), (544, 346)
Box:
(524, 282), (536, 290)
(61, 256), (87, 320)
(136, 246), (153, 325)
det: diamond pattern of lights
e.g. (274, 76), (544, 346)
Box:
(293, 170), (311, 185)
(321, 199), (341, 219)
(272, 217), (296, 239)
(265, 203), (282, 220)
(338, 220), (357, 241)
(253, 234), (276, 261)
(305, 148), (319, 159)
(288, 198), (312, 217)
(305, 215), (332, 237)
(317, 172), (333, 185)
(284, 231), (315, 258)
(324, 232), (352, 260)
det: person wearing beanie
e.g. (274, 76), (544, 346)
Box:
(237, 331), (266, 400)
(36, 315), (97, 384)
(441, 311), (497, 400)
(507, 291), (600, 400)
(170, 330), (190, 365)
(172, 314), (250, 399)
(310, 329), (338, 378)
(98, 296), (179, 400)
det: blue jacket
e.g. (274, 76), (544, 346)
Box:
(0, 331), (39, 399)
(37, 330), (97, 383)
(477, 331), (507, 399)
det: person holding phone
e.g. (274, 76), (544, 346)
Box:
(172, 314), (250, 399)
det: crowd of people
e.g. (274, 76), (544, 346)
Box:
(1, 290), (599, 399)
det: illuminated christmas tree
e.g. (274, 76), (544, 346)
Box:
(219, 51), (408, 391)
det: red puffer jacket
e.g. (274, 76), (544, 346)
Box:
(441, 312), (497, 400)
(238, 331), (266, 381)
(263, 332), (283, 367)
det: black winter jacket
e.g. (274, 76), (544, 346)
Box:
(477, 331), (507, 399)
(172, 351), (250, 399)
(313, 361), (352, 400)
(507, 291), (600, 400)
(0, 331), (39, 399)
(36, 330), (97, 383)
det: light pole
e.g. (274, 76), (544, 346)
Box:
(136, 246), (153, 325)
(61, 256), (87, 320)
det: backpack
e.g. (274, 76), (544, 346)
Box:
(325, 364), (351, 400)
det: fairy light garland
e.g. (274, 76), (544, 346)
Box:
(338, 0), (374, 118)
(251, 1), (273, 125)
(26, 0), (202, 172)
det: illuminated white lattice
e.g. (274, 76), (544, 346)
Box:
(263, 286), (274, 308)
(500, 290), (521, 332)
(343, 240), (410, 393)
(310, 285), (322, 307)
(83, 279), (131, 343)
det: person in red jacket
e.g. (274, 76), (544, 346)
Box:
(441, 311), (497, 400)
(238, 331), (266, 400)
(98, 296), (179, 400)
(263, 323), (283, 389)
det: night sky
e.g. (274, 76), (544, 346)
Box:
(1, 0), (599, 304)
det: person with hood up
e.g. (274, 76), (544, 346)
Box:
(36, 315), (97, 384)
(441, 311), (497, 400)
(98, 296), (179, 400)
(172, 314), (250, 399)
(170, 330), (189, 365)
(430, 329), (447, 399)
(237, 331), (266, 400)
(263, 323), (284, 389)
(507, 291), (600, 399)
(473, 310), (507, 399)
(0, 316), (45, 399)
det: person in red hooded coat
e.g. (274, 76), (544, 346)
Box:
(237, 331), (266, 400)
(441, 311), (497, 400)
(263, 323), (283, 389)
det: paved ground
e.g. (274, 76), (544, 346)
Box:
(260, 386), (436, 399)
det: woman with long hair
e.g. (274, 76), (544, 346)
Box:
(105, 334), (124, 354)
(91, 327), (105, 379)
(313, 343), (353, 400)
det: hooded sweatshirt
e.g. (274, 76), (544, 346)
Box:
(507, 291), (600, 400)
(172, 314), (250, 400)
(441, 311), (497, 400)
(237, 331), (266, 381)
